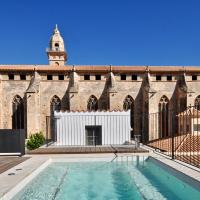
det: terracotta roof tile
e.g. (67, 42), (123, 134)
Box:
(0, 65), (35, 71)
(148, 66), (184, 72)
(0, 65), (200, 73)
(72, 65), (110, 72)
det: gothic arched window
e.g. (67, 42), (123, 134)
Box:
(123, 95), (134, 138)
(50, 95), (61, 115)
(123, 95), (134, 111)
(12, 95), (24, 129)
(159, 95), (169, 138)
(87, 95), (98, 111)
(195, 95), (200, 110)
(49, 96), (61, 141)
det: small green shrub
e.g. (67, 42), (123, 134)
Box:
(27, 132), (45, 150)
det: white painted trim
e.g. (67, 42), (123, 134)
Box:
(0, 153), (21, 156)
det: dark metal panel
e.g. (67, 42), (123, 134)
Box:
(0, 129), (25, 156)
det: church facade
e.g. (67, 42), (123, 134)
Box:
(0, 25), (200, 142)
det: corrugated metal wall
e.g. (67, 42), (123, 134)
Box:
(54, 111), (131, 145)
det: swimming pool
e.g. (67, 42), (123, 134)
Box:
(12, 156), (200, 200)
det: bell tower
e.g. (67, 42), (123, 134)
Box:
(47, 25), (67, 66)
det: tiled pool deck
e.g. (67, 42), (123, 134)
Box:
(0, 151), (199, 200)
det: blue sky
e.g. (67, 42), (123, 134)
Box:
(0, 0), (200, 65)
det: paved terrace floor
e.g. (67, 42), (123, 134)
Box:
(28, 145), (148, 154)
(0, 157), (29, 174)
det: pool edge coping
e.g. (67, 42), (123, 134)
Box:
(1, 152), (200, 199)
(0, 158), (52, 200)
(148, 156), (200, 191)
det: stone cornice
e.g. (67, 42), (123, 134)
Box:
(0, 65), (200, 73)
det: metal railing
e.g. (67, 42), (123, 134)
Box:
(146, 105), (200, 168)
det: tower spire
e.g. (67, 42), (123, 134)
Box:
(54, 24), (59, 33)
(46, 25), (67, 66)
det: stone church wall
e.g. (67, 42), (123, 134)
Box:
(0, 68), (200, 141)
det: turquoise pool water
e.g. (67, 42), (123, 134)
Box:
(14, 157), (200, 200)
